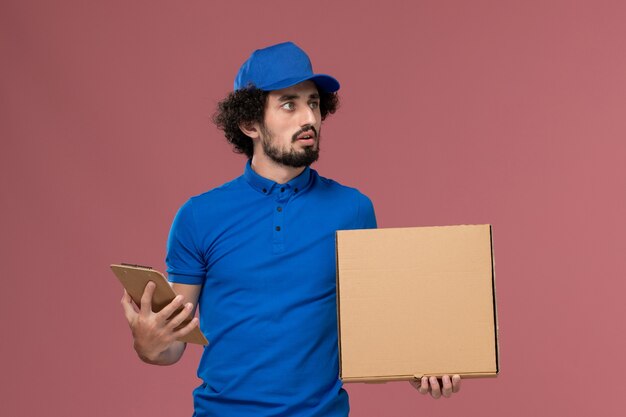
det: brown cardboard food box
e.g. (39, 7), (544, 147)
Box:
(336, 224), (499, 382)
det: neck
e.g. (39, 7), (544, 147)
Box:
(250, 152), (306, 184)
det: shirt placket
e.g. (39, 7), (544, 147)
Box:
(272, 185), (290, 254)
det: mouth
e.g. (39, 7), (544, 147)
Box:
(296, 130), (316, 141)
(293, 126), (318, 146)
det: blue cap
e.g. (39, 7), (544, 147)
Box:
(234, 42), (340, 93)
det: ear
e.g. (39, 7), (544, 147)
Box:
(239, 121), (261, 140)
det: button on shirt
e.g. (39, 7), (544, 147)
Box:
(166, 161), (377, 417)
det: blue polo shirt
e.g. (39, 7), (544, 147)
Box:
(166, 161), (376, 417)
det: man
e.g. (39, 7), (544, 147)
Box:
(121, 41), (460, 416)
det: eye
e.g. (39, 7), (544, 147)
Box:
(281, 102), (295, 111)
(309, 101), (320, 110)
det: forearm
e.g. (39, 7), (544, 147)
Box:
(134, 340), (186, 366)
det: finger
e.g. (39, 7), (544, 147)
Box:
(441, 375), (452, 398)
(409, 379), (420, 391)
(173, 317), (200, 338)
(120, 290), (137, 322)
(140, 281), (156, 315)
(166, 302), (194, 329)
(157, 294), (185, 322)
(452, 374), (462, 393)
(418, 376), (429, 394)
(429, 376), (441, 399)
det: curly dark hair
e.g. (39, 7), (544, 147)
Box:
(212, 86), (339, 158)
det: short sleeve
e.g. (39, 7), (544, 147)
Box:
(357, 194), (377, 229)
(165, 199), (207, 285)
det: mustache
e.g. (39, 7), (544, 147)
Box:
(291, 125), (318, 142)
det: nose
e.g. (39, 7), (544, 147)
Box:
(300, 105), (318, 127)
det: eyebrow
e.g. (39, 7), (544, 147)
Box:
(277, 93), (320, 102)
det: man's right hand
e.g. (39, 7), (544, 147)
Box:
(121, 281), (198, 365)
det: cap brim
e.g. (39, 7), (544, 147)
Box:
(260, 73), (340, 93)
(309, 74), (340, 93)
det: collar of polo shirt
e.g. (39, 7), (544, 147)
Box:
(243, 160), (312, 195)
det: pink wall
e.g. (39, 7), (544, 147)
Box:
(2, 1), (625, 415)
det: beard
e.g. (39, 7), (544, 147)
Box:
(260, 124), (321, 168)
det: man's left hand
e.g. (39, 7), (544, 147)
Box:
(409, 375), (461, 399)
